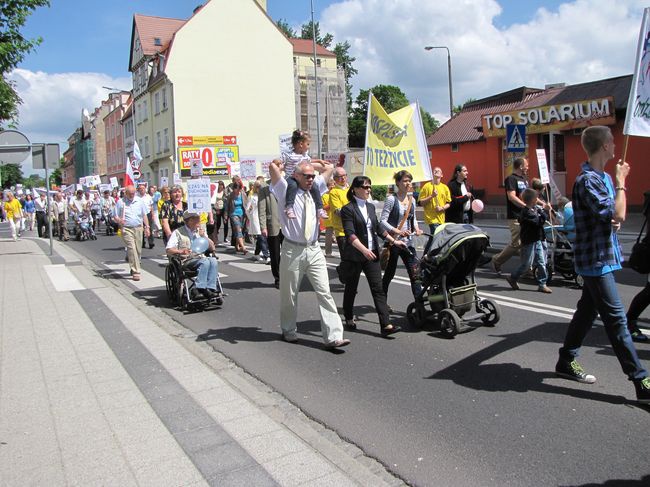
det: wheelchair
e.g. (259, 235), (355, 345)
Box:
(165, 253), (224, 311)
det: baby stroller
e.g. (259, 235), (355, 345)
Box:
(542, 224), (582, 288)
(406, 223), (500, 337)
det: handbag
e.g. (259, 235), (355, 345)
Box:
(629, 217), (650, 274)
(380, 195), (413, 271)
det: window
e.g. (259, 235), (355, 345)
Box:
(144, 136), (149, 157)
(156, 131), (161, 154)
(451, 143), (459, 152)
(316, 59), (321, 67)
(162, 87), (167, 110)
(154, 92), (160, 114)
(163, 128), (169, 152)
(143, 100), (148, 120)
(154, 37), (162, 46)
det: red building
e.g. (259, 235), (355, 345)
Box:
(427, 74), (649, 208)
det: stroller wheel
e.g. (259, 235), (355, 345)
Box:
(439, 309), (461, 337)
(478, 299), (500, 327)
(574, 275), (584, 289)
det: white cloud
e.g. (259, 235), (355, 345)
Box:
(321, 0), (646, 121)
(8, 69), (130, 148)
(7, 69), (130, 176)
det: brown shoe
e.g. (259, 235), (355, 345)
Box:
(538, 286), (552, 293)
(325, 338), (351, 349)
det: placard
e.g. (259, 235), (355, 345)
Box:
(186, 178), (211, 213)
(173, 173), (182, 184)
(110, 177), (119, 189)
(160, 176), (168, 187)
(535, 149), (550, 185)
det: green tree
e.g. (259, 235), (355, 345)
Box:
(0, 163), (24, 188)
(453, 97), (477, 115)
(300, 20), (333, 49)
(23, 173), (44, 188)
(275, 18), (296, 38)
(333, 41), (357, 109)
(49, 157), (63, 187)
(0, 0), (51, 127)
(348, 85), (440, 147)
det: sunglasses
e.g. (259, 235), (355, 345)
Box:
(358, 185), (372, 190)
(299, 173), (316, 180)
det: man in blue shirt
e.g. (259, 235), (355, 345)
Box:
(555, 126), (649, 404)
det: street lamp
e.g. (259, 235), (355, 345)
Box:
(424, 46), (454, 118)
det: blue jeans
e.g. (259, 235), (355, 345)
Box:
(511, 241), (547, 286)
(195, 257), (219, 290)
(423, 223), (440, 256)
(256, 234), (270, 258)
(559, 272), (647, 380)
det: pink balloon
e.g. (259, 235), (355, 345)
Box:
(471, 199), (484, 213)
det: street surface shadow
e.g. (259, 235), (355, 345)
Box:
(427, 322), (647, 407)
(563, 474), (650, 486)
(196, 323), (345, 353)
(223, 280), (277, 291)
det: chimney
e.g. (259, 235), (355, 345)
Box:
(193, 4), (203, 15)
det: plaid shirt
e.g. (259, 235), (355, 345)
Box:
(572, 162), (622, 275)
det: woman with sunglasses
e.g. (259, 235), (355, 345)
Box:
(339, 176), (401, 336)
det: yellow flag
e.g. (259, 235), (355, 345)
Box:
(363, 93), (432, 185)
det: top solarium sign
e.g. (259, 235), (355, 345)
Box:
(482, 96), (615, 137)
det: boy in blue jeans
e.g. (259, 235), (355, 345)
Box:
(505, 188), (553, 293)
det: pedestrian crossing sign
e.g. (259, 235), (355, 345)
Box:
(506, 124), (526, 152)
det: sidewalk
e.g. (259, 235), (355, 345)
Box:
(0, 235), (403, 486)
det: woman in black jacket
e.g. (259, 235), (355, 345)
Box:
(340, 176), (401, 336)
(446, 164), (474, 224)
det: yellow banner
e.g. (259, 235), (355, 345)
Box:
(364, 94), (432, 185)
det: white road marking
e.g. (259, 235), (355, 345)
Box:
(228, 262), (270, 273)
(44, 264), (85, 291)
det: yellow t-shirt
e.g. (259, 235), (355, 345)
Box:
(4, 199), (23, 220)
(419, 181), (451, 225)
(321, 192), (332, 227)
(328, 186), (349, 236)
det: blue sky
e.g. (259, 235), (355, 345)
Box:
(21, 0), (565, 80)
(11, 0), (646, 175)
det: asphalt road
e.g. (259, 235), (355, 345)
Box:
(61, 228), (650, 487)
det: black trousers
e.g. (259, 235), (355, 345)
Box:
(627, 282), (650, 330)
(142, 213), (155, 247)
(336, 235), (346, 254)
(35, 211), (49, 237)
(343, 258), (390, 326)
(267, 231), (283, 282)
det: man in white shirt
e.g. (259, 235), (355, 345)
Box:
(137, 183), (155, 249)
(34, 191), (49, 238)
(114, 185), (150, 280)
(269, 159), (350, 349)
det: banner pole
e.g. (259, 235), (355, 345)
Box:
(621, 135), (630, 162)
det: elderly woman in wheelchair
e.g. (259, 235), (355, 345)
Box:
(165, 210), (223, 308)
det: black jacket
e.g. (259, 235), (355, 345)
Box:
(340, 199), (384, 262)
(518, 206), (548, 245)
(446, 179), (473, 224)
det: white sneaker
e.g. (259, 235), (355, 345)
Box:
(265, 257), (271, 264)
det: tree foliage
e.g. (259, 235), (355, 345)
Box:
(0, 0), (50, 127)
(333, 41), (357, 109)
(275, 19), (296, 38)
(348, 85), (440, 148)
(49, 157), (63, 186)
(23, 173), (44, 188)
(0, 163), (24, 188)
(453, 98), (477, 115)
(300, 20), (333, 49)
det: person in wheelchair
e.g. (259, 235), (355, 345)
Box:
(166, 210), (221, 301)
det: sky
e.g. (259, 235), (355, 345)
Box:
(7, 0), (648, 175)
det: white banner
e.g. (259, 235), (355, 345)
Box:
(160, 176), (168, 188)
(624, 7), (650, 136)
(110, 177), (119, 189)
(535, 149), (551, 185)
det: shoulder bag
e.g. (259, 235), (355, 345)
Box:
(380, 195), (412, 270)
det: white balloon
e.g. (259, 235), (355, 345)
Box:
(471, 199), (484, 213)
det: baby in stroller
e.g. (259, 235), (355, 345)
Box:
(77, 208), (97, 241)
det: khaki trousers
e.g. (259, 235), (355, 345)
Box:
(279, 240), (343, 343)
(492, 219), (521, 267)
(122, 226), (143, 275)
